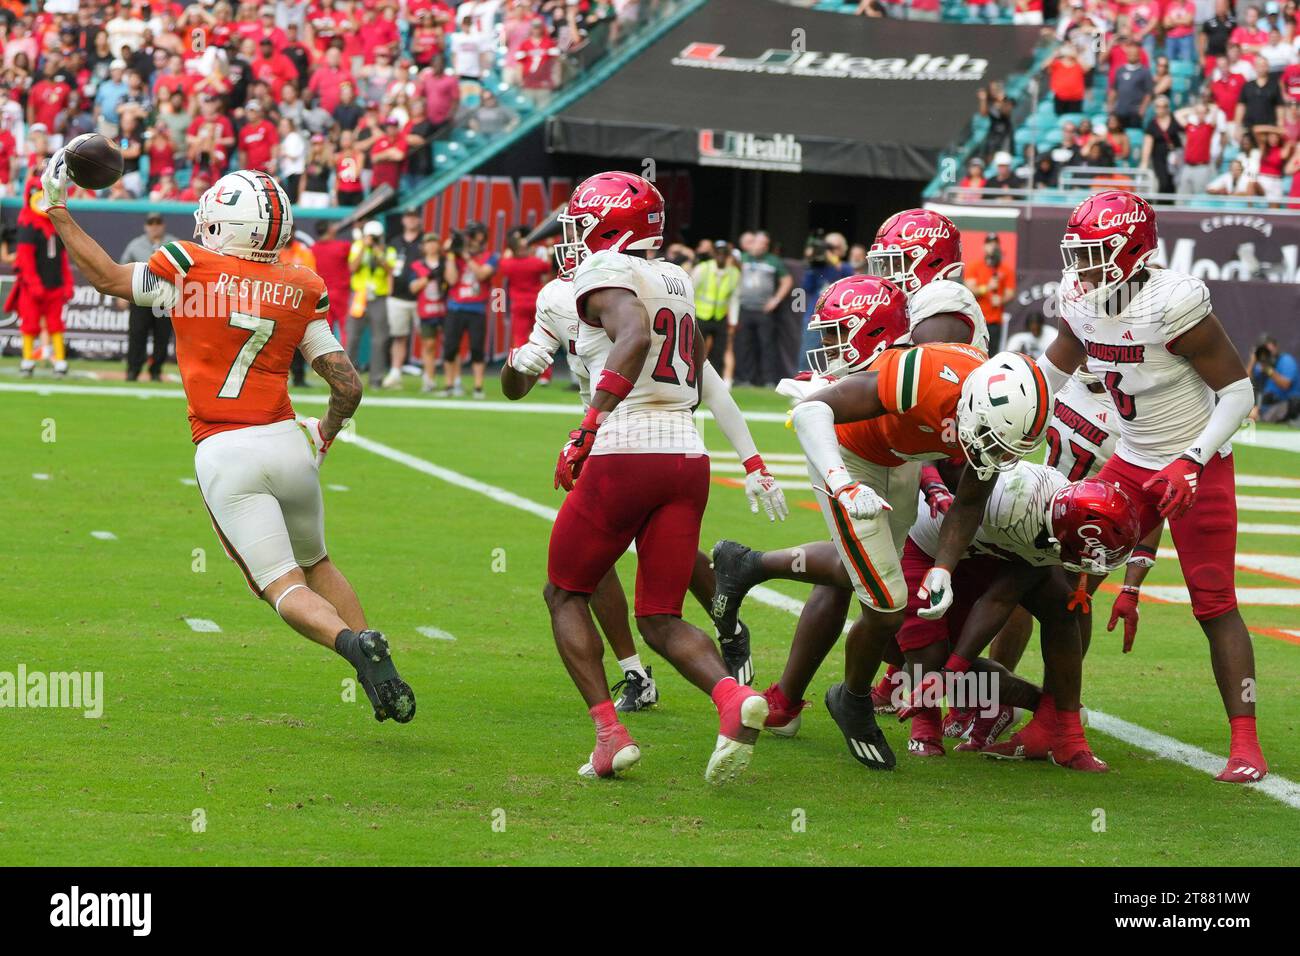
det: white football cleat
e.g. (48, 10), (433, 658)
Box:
(705, 693), (768, 784)
(578, 743), (641, 779)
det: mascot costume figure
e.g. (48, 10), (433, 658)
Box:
(9, 169), (74, 377)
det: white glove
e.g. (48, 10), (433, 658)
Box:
(39, 149), (69, 212)
(508, 342), (554, 377)
(743, 460), (789, 522)
(916, 566), (953, 621)
(833, 481), (891, 520)
(297, 417), (333, 468)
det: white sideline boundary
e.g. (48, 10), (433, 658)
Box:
(349, 432), (1300, 810)
(11, 380), (1299, 803)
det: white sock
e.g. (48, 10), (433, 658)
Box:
(617, 654), (647, 679)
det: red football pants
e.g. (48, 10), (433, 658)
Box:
(548, 452), (709, 617)
(1097, 451), (1238, 620)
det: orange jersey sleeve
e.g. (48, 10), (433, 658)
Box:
(836, 343), (988, 466)
(160, 240), (329, 443)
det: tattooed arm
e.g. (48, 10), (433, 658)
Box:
(311, 349), (363, 440)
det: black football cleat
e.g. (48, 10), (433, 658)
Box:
(825, 682), (895, 770)
(718, 619), (754, 686)
(711, 540), (764, 649)
(612, 667), (659, 713)
(355, 630), (416, 723)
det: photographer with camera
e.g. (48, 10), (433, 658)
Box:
(1251, 335), (1300, 423)
(442, 222), (498, 399)
(346, 220), (399, 388)
(796, 230), (851, 372)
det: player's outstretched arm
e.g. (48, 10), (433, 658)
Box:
(917, 464), (999, 620)
(1039, 319), (1089, 394)
(700, 361), (788, 521)
(791, 377), (889, 521)
(502, 320), (559, 400)
(41, 153), (133, 300)
(1145, 313), (1253, 518)
(1108, 522), (1162, 653)
(312, 350), (363, 441)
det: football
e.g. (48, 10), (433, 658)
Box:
(62, 132), (124, 190)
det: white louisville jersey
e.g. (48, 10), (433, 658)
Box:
(902, 279), (988, 353)
(1057, 268), (1222, 469)
(909, 460), (1068, 567)
(1046, 374), (1118, 479)
(527, 278), (589, 403)
(572, 250), (705, 456)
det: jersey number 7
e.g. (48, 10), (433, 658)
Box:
(219, 311), (276, 399)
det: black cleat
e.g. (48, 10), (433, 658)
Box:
(354, 630), (416, 723)
(825, 682), (895, 770)
(612, 667), (659, 713)
(718, 619), (754, 686)
(711, 539), (764, 644)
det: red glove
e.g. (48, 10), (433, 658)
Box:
(919, 464), (954, 519)
(554, 407), (601, 491)
(1108, 585), (1141, 653)
(1142, 455), (1203, 520)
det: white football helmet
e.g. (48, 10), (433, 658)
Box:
(193, 171), (294, 263)
(956, 351), (1052, 480)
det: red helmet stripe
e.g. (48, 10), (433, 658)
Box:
(254, 171), (284, 251)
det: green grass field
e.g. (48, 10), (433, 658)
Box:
(2, 360), (1298, 866)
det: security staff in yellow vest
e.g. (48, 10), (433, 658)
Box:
(347, 220), (399, 387)
(692, 240), (740, 379)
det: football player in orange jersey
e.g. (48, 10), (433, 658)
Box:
(38, 152), (416, 725)
(715, 276), (1051, 769)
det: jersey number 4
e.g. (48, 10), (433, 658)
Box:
(650, 308), (698, 388)
(219, 311), (276, 399)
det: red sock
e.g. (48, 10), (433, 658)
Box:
(944, 653), (971, 673)
(912, 706), (943, 742)
(766, 682), (793, 711)
(1020, 693), (1057, 747)
(711, 676), (740, 712)
(1053, 708), (1087, 759)
(589, 700), (619, 740)
(873, 666), (898, 695)
(1228, 715), (1261, 755)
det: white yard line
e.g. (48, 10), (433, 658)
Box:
(416, 626), (457, 642)
(347, 433), (1300, 810)
(12, 380), (1299, 802)
(1239, 523), (1300, 536)
(90, 530), (117, 541)
(184, 618), (222, 633)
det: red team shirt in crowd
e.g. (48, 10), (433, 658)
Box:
(368, 132), (407, 191)
(516, 36), (560, 88)
(28, 77), (70, 128)
(335, 150), (365, 198)
(238, 119), (279, 172)
(1211, 72), (1246, 115)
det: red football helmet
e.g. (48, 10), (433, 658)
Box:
(554, 171), (664, 275)
(1060, 190), (1158, 302)
(1049, 478), (1141, 575)
(805, 275), (909, 376)
(866, 208), (963, 295)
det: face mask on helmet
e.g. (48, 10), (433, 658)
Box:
(864, 248), (909, 289)
(804, 318), (890, 377)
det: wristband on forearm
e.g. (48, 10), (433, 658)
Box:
(742, 455), (766, 475)
(1127, 543), (1156, 569)
(595, 368), (635, 401)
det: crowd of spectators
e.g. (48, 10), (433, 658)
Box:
(0, 0), (659, 203)
(962, 0), (1300, 204)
